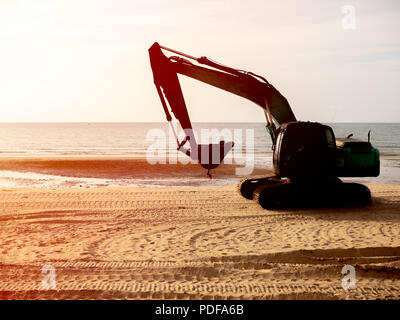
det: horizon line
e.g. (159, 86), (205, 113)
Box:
(0, 121), (398, 124)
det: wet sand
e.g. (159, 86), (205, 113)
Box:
(0, 156), (271, 180)
(0, 180), (399, 299)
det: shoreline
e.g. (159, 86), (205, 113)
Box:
(0, 155), (396, 188)
(0, 156), (272, 180)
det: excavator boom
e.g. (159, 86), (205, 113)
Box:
(148, 42), (296, 164)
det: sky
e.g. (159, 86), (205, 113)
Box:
(0, 0), (399, 122)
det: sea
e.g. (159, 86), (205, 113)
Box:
(0, 122), (398, 188)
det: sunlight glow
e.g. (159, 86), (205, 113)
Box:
(0, 0), (399, 122)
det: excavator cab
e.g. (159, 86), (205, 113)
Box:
(273, 122), (337, 180)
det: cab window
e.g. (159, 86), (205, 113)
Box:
(325, 128), (335, 148)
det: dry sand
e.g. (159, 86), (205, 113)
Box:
(0, 182), (400, 300)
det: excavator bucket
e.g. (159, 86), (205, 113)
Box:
(195, 141), (234, 170)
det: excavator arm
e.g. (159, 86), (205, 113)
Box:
(148, 42), (296, 170)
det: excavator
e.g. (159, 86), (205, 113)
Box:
(148, 42), (380, 209)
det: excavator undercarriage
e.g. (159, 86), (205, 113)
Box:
(239, 176), (371, 209)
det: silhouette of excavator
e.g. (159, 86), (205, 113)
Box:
(148, 42), (380, 209)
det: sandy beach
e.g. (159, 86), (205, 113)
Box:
(0, 157), (399, 299)
(1, 0), (399, 303)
